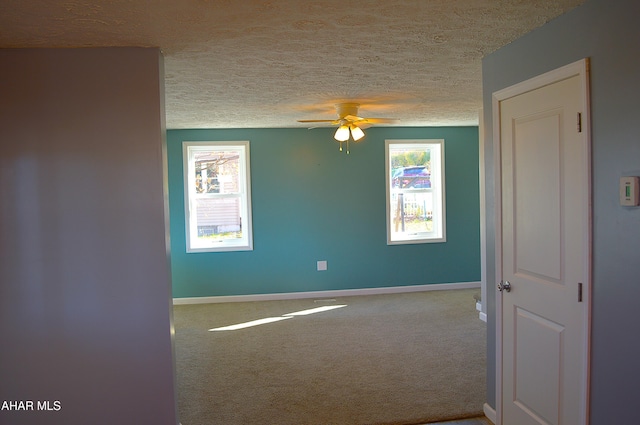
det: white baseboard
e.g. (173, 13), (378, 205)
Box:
(173, 281), (481, 305)
(483, 403), (496, 424)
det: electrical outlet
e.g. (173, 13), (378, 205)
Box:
(317, 260), (327, 271)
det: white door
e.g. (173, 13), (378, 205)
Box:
(496, 60), (591, 425)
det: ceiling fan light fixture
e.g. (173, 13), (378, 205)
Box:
(334, 125), (350, 142)
(350, 124), (365, 141)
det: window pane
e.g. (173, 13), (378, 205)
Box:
(193, 150), (240, 194)
(194, 197), (243, 242)
(390, 192), (434, 235)
(390, 147), (431, 189)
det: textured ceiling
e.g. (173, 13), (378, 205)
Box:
(0, 0), (584, 129)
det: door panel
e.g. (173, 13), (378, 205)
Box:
(514, 112), (562, 283)
(514, 307), (563, 425)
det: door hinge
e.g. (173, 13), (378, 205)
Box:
(577, 112), (582, 133)
(578, 282), (583, 302)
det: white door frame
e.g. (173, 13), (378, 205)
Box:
(492, 58), (592, 425)
(479, 109), (488, 323)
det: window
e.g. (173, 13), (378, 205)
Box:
(385, 139), (445, 244)
(183, 142), (253, 252)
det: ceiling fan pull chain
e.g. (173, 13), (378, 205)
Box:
(346, 139), (350, 154)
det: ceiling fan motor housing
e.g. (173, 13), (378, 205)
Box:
(335, 102), (360, 118)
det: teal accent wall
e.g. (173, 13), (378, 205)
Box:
(168, 127), (480, 298)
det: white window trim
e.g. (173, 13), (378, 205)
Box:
(183, 141), (253, 253)
(385, 139), (446, 245)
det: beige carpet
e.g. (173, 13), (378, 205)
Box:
(174, 288), (486, 425)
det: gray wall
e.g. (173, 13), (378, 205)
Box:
(482, 0), (640, 422)
(0, 48), (177, 425)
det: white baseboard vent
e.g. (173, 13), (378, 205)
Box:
(173, 281), (481, 305)
(484, 403), (496, 424)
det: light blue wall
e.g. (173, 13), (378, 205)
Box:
(168, 127), (480, 298)
(482, 0), (640, 421)
(0, 48), (177, 425)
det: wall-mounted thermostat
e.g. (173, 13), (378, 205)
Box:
(620, 176), (640, 206)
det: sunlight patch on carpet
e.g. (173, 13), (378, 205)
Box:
(209, 316), (292, 331)
(209, 305), (347, 331)
(283, 305), (347, 316)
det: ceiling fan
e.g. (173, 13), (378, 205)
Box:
(298, 102), (398, 154)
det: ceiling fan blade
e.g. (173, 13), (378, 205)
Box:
(306, 124), (338, 129)
(357, 118), (399, 124)
(343, 115), (363, 121)
(297, 119), (339, 123)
